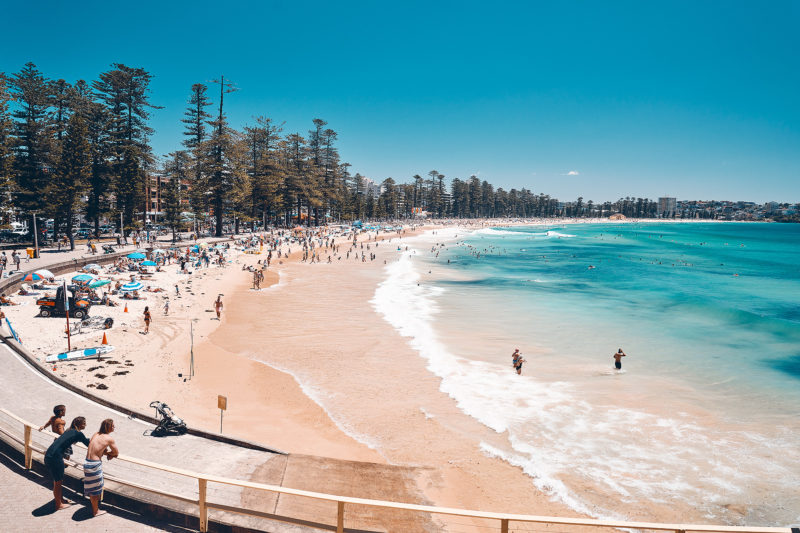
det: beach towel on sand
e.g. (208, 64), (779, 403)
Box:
(83, 459), (103, 496)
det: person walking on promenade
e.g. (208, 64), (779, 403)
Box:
(143, 306), (151, 334)
(44, 416), (89, 510)
(84, 419), (119, 517)
(12, 250), (20, 271)
(613, 348), (627, 370)
(214, 295), (223, 319)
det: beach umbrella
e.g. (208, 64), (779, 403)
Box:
(199, 242), (209, 248)
(34, 269), (55, 279)
(141, 260), (157, 266)
(190, 245), (200, 252)
(120, 281), (143, 292)
(82, 263), (101, 272)
(127, 252), (146, 260)
(88, 279), (111, 288)
(22, 272), (44, 282)
(151, 249), (166, 255)
(71, 273), (96, 284)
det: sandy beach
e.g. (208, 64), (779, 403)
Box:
(2, 221), (718, 529)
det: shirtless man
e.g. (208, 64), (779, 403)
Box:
(39, 404), (66, 435)
(84, 419), (119, 517)
(613, 348), (627, 370)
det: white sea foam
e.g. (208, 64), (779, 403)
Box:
(370, 248), (800, 521)
(473, 227), (576, 238)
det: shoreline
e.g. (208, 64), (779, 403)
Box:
(4, 219), (791, 529)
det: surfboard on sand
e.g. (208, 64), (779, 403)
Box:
(46, 346), (115, 363)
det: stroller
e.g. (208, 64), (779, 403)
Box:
(149, 401), (188, 437)
(102, 244), (116, 254)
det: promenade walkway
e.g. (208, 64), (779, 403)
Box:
(0, 239), (437, 533)
(0, 446), (187, 532)
(0, 341), (294, 531)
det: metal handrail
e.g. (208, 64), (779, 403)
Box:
(0, 408), (791, 533)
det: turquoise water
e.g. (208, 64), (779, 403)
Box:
(383, 222), (800, 524)
(448, 223), (800, 403)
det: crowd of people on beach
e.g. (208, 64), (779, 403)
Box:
(39, 404), (119, 518)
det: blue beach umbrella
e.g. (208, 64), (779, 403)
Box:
(141, 260), (157, 266)
(120, 281), (143, 292)
(88, 279), (111, 288)
(71, 273), (96, 284)
(127, 252), (146, 260)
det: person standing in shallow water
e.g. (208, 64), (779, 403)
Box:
(613, 348), (626, 370)
(512, 348), (526, 375)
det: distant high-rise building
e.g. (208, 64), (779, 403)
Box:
(658, 197), (677, 218)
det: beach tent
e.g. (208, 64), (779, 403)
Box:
(141, 260), (157, 266)
(21, 272), (44, 282)
(71, 273), (96, 284)
(88, 280), (111, 289)
(120, 281), (143, 292)
(34, 269), (55, 280)
(82, 263), (101, 272)
(127, 252), (146, 260)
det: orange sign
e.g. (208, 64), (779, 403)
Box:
(217, 395), (227, 410)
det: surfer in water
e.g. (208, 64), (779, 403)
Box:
(613, 348), (626, 370)
(512, 348), (526, 375)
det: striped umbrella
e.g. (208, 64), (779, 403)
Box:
(34, 269), (55, 279)
(82, 263), (101, 272)
(21, 272), (43, 282)
(120, 281), (143, 292)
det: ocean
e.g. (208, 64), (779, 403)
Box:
(372, 222), (800, 526)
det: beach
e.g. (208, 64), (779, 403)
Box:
(4, 220), (795, 529)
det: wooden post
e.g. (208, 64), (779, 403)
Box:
(23, 425), (32, 469)
(501, 518), (509, 533)
(198, 478), (208, 532)
(337, 501), (344, 533)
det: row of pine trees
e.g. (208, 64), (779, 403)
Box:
(0, 62), (665, 249)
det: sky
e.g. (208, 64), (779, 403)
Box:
(1, 0), (798, 203)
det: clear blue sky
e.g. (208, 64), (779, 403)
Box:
(2, 0), (798, 203)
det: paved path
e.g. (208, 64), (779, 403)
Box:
(0, 342), (295, 531)
(0, 446), (190, 532)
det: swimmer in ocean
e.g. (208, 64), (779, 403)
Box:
(613, 348), (626, 370)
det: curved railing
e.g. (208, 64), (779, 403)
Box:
(0, 408), (790, 533)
